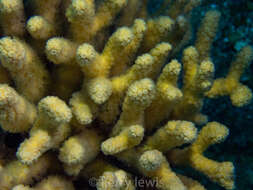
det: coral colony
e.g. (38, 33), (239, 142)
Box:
(0, 0), (252, 190)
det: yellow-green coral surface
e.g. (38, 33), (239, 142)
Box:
(0, 0), (252, 190)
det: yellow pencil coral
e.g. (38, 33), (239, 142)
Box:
(12, 175), (75, 190)
(17, 96), (72, 164)
(177, 174), (206, 190)
(12, 185), (33, 190)
(168, 122), (235, 189)
(0, 0), (25, 36)
(67, 0), (128, 43)
(139, 150), (186, 190)
(99, 42), (172, 124)
(0, 84), (37, 133)
(0, 0), (250, 190)
(33, 175), (75, 190)
(81, 157), (135, 190)
(26, 0), (61, 40)
(59, 128), (103, 176)
(195, 10), (221, 61)
(26, 16), (56, 40)
(0, 37), (50, 102)
(172, 46), (214, 125)
(96, 170), (135, 190)
(0, 153), (58, 190)
(145, 59), (183, 131)
(206, 45), (253, 107)
(46, 37), (78, 64)
(101, 78), (156, 155)
(114, 120), (198, 190)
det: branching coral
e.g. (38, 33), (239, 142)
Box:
(16, 96), (72, 164)
(0, 0), (252, 190)
(206, 45), (253, 107)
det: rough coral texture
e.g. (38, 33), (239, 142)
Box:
(0, 0), (252, 190)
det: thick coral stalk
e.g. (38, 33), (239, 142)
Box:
(195, 10), (221, 61)
(0, 84), (37, 133)
(145, 60), (182, 131)
(168, 122), (235, 190)
(0, 0), (25, 36)
(0, 37), (50, 102)
(101, 78), (156, 155)
(0, 154), (57, 190)
(206, 46), (253, 106)
(59, 128), (102, 176)
(17, 96), (72, 164)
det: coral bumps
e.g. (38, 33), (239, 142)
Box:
(0, 0), (252, 190)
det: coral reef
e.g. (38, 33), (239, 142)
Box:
(0, 0), (252, 190)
